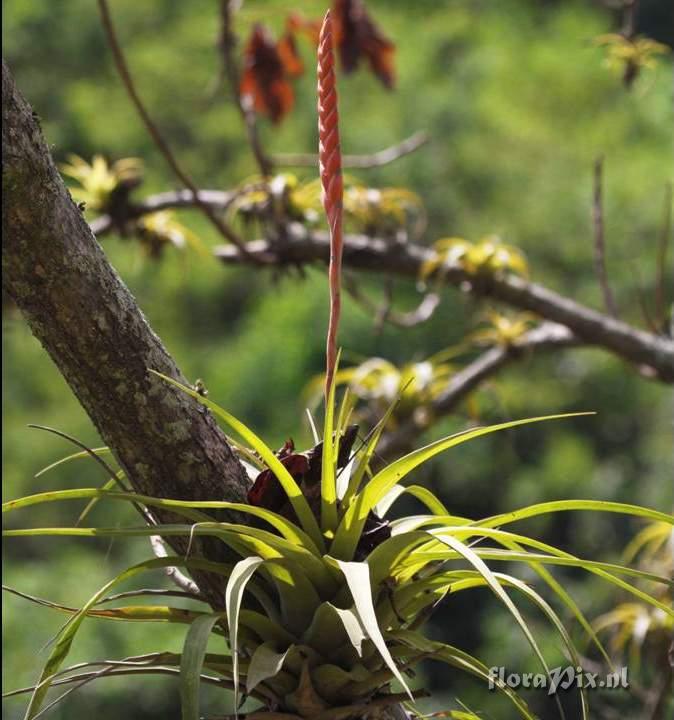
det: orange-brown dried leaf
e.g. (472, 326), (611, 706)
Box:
(333, 0), (396, 89)
(240, 23), (294, 124)
(287, 11), (322, 46)
(278, 31), (305, 78)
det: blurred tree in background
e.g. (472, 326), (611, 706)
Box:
(2, 1), (673, 719)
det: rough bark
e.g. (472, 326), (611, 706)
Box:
(2, 59), (249, 607)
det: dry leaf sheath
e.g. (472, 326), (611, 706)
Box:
(318, 10), (344, 397)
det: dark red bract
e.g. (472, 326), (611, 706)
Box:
(333, 0), (396, 89)
(246, 426), (391, 559)
(240, 24), (295, 124)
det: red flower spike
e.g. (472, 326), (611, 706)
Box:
(240, 23), (295, 124)
(333, 0), (396, 89)
(318, 10), (344, 398)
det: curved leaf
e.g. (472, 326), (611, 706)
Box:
(332, 413), (593, 559)
(3, 488), (322, 555)
(226, 557), (265, 716)
(181, 614), (224, 720)
(331, 559), (412, 700)
(376, 484), (449, 518)
(246, 642), (291, 694)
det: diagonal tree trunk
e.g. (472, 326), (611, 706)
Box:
(2, 58), (249, 608)
(2, 58), (412, 719)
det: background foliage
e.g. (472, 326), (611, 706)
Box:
(2, 1), (672, 718)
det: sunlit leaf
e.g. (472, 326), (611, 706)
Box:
(331, 559), (412, 699)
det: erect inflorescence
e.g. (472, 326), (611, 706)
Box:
(318, 10), (344, 398)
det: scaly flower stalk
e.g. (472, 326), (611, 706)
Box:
(317, 10), (344, 398)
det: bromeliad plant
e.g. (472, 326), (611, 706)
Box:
(4, 368), (674, 720)
(420, 235), (529, 283)
(304, 348), (464, 430)
(60, 153), (144, 213)
(4, 11), (673, 720)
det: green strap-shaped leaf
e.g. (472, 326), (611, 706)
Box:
(263, 559), (321, 636)
(332, 559), (412, 700)
(20, 556), (202, 720)
(476, 499), (674, 529)
(150, 371), (324, 551)
(375, 484), (449, 518)
(246, 642), (291, 694)
(321, 363), (339, 533)
(180, 613), (224, 720)
(418, 570), (590, 719)
(365, 530), (435, 588)
(342, 393), (399, 509)
(433, 532), (565, 720)
(333, 606), (366, 658)
(4, 521), (334, 596)
(391, 628), (535, 719)
(34, 446), (112, 477)
(333, 413), (593, 559)
(76, 473), (126, 526)
(3, 488), (322, 556)
(2, 585), (212, 626)
(226, 557), (264, 716)
(301, 602), (366, 661)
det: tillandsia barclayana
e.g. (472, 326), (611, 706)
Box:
(3, 9), (674, 720)
(5, 370), (673, 720)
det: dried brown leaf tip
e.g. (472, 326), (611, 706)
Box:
(333, 0), (396, 89)
(239, 23), (296, 123)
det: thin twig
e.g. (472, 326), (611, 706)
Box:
(89, 188), (239, 237)
(592, 157), (618, 318)
(344, 273), (440, 328)
(149, 534), (203, 598)
(374, 276), (395, 333)
(631, 260), (660, 333)
(654, 182), (672, 331)
(275, 130), (429, 169)
(622, 0), (640, 38)
(218, 0), (273, 176)
(88, 179), (674, 382)
(96, 0), (253, 258)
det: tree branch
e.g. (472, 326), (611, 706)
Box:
(214, 227), (674, 383)
(274, 130), (429, 170)
(377, 322), (579, 455)
(89, 188), (238, 237)
(88, 185), (673, 381)
(343, 273), (440, 329)
(592, 156), (618, 318)
(96, 0), (252, 258)
(2, 59), (249, 609)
